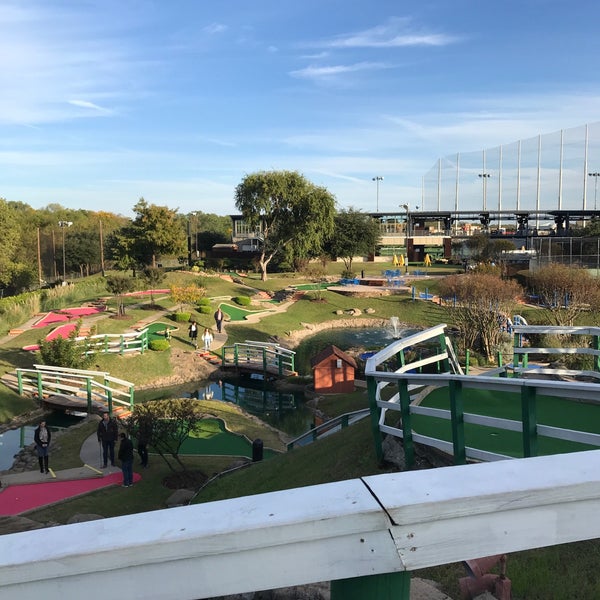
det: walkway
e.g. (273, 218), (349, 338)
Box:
(0, 427), (138, 516)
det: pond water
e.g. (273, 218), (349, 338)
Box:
(293, 324), (420, 375)
(136, 375), (314, 438)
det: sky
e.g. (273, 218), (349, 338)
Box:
(3, 0), (600, 217)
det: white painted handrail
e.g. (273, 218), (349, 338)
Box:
(1, 450), (600, 599)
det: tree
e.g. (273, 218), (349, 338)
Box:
(327, 209), (381, 275)
(439, 272), (522, 361)
(527, 264), (600, 326)
(110, 199), (187, 271)
(142, 267), (167, 307)
(234, 170), (336, 280)
(131, 199), (187, 267)
(124, 399), (207, 473)
(170, 284), (205, 313)
(37, 321), (94, 369)
(105, 273), (137, 316)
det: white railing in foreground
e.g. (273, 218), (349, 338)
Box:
(2, 450), (600, 599)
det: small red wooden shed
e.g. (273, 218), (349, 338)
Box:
(311, 345), (357, 394)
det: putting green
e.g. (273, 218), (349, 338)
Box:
(179, 418), (277, 459)
(144, 322), (178, 341)
(219, 302), (270, 322)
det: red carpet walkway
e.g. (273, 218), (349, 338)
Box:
(0, 472), (142, 516)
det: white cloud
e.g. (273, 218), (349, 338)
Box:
(203, 22), (227, 35)
(290, 61), (390, 81)
(316, 17), (460, 49)
(68, 99), (111, 113)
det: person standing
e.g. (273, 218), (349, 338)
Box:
(188, 320), (198, 348)
(97, 411), (118, 468)
(201, 327), (214, 351)
(118, 432), (134, 487)
(137, 415), (152, 468)
(34, 420), (51, 474)
(214, 307), (224, 334)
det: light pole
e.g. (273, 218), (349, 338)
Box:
(401, 203), (409, 273)
(589, 172), (600, 211)
(58, 220), (73, 282)
(478, 173), (491, 210)
(372, 176), (383, 212)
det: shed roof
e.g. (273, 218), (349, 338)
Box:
(311, 345), (358, 369)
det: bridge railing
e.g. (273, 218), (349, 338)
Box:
(13, 365), (134, 416)
(2, 450), (600, 599)
(365, 325), (600, 467)
(221, 341), (296, 375)
(78, 329), (149, 355)
(287, 408), (370, 450)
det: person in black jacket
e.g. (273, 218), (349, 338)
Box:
(34, 421), (51, 474)
(97, 412), (118, 468)
(137, 415), (152, 468)
(118, 432), (134, 487)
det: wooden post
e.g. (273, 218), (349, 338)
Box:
(86, 378), (93, 414)
(17, 370), (23, 395)
(37, 372), (44, 400)
(450, 379), (466, 465)
(331, 572), (411, 600)
(367, 376), (384, 463)
(399, 378), (415, 468)
(521, 385), (537, 458)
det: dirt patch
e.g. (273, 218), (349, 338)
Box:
(137, 347), (218, 390)
(163, 469), (208, 490)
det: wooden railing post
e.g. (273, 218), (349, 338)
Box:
(331, 572), (411, 600)
(399, 378), (415, 468)
(16, 370), (23, 395)
(86, 378), (93, 414)
(37, 372), (44, 400)
(367, 376), (384, 464)
(450, 379), (466, 465)
(521, 385), (538, 458)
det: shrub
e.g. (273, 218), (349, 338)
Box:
(173, 312), (191, 323)
(198, 305), (212, 314)
(233, 295), (251, 306)
(149, 339), (170, 351)
(198, 297), (211, 307)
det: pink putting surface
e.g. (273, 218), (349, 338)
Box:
(23, 323), (79, 352)
(33, 306), (106, 329)
(0, 472), (142, 516)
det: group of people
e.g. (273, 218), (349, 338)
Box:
(32, 412), (148, 488)
(96, 412), (149, 488)
(188, 308), (224, 350)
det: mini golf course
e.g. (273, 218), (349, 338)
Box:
(0, 472), (142, 516)
(218, 302), (271, 322)
(142, 322), (179, 342)
(180, 418), (278, 459)
(32, 306), (106, 328)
